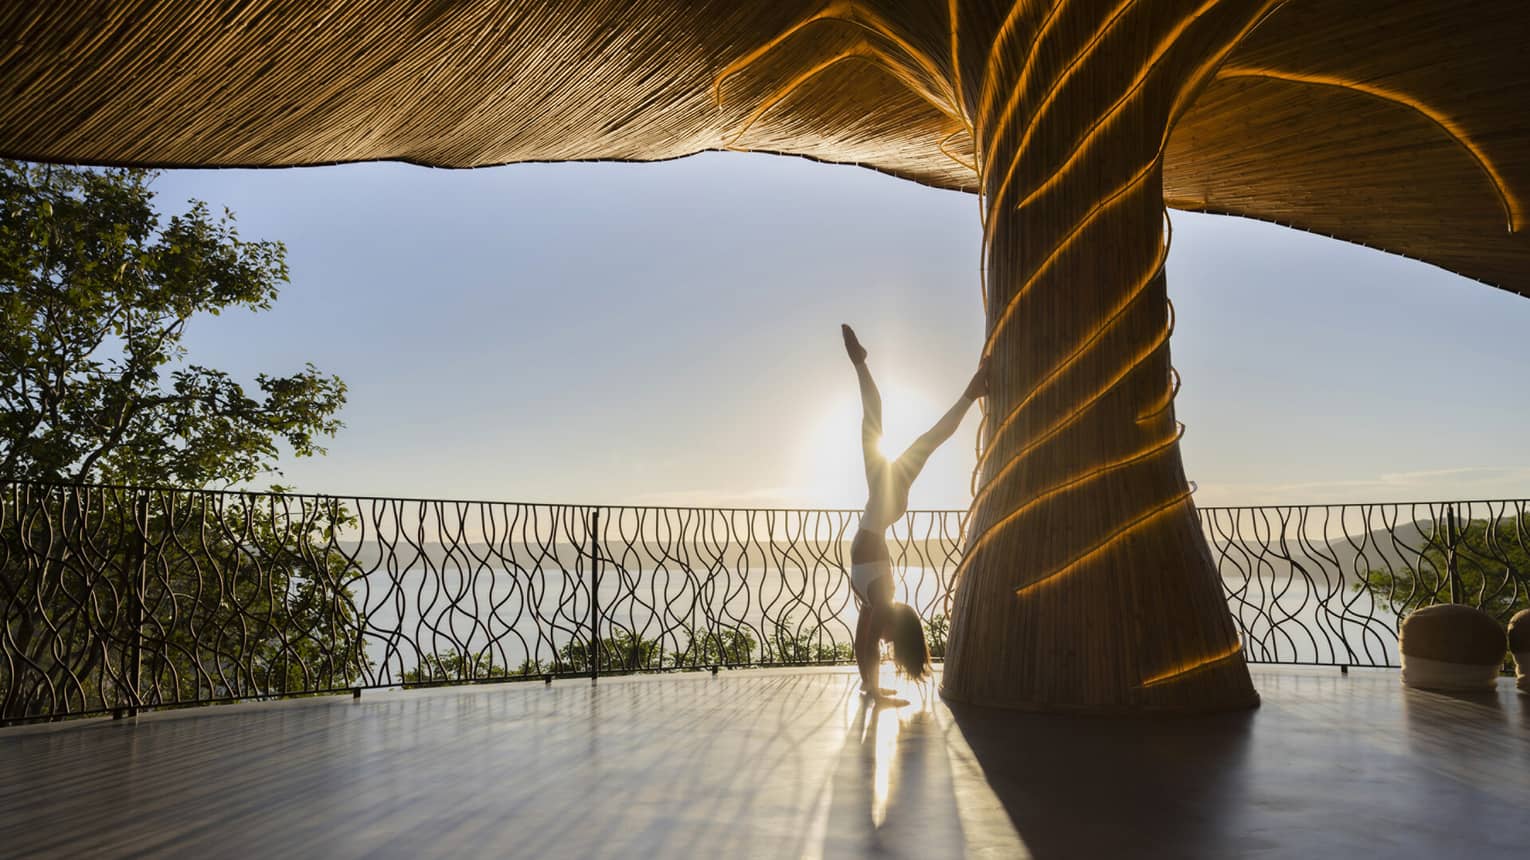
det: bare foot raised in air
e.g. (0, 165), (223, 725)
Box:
(841, 324), (868, 365)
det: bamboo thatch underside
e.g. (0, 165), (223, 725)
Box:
(2, 0), (1524, 293)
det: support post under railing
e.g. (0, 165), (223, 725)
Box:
(128, 492), (148, 716)
(589, 509), (600, 685)
(1446, 504), (1462, 605)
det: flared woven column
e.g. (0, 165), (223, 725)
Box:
(940, 0), (1278, 712)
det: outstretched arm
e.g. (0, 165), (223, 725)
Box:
(893, 361), (987, 482)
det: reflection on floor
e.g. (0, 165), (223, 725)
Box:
(2, 666), (1527, 858)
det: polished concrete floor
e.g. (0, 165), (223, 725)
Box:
(2, 666), (1528, 858)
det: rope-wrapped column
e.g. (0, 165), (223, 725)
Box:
(940, 0), (1279, 712)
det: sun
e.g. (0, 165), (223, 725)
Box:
(796, 381), (940, 508)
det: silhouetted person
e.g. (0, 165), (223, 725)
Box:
(841, 324), (986, 701)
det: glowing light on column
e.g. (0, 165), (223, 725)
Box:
(980, 0), (1071, 142)
(970, 305), (1174, 512)
(1011, 487), (1194, 598)
(1002, 0), (1226, 219)
(978, 0), (1285, 468)
(959, 422), (1185, 569)
(1139, 641), (1243, 687)
(1216, 67), (1520, 232)
(970, 209), (1172, 497)
(980, 0), (1283, 308)
(964, 0), (1287, 601)
(983, 153), (1159, 357)
(1166, 0), (1286, 127)
(949, 0), (967, 128)
(977, 210), (1169, 483)
(984, 0), (1137, 226)
(1138, 367), (1180, 421)
(975, 0), (1035, 140)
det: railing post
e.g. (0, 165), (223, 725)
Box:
(589, 509), (600, 685)
(127, 492), (148, 716)
(1446, 504), (1461, 605)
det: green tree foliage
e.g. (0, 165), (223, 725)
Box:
(0, 162), (357, 720)
(557, 631), (661, 673)
(420, 621), (855, 684)
(0, 161), (344, 486)
(770, 621), (854, 664)
(924, 614), (949, 660)
(1359, 514), (1530, 621)
(403, 651), (507, 686)
(499, 628), (757, 678)
(669, 629), (755, 668)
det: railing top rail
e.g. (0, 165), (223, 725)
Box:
(0, 479), (946, 514)
(1195, 498), (1530, 512)
(4, 478), (1526, 513)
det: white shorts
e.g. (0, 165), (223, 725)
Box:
(850, 559), (892, 601)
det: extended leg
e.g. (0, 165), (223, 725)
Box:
(856, 360), (887, 484)
(843, 325), (887, 488)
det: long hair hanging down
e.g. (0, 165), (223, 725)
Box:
(887, 603), (931, 681)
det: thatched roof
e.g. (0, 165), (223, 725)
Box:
(2, 1), (1525, 293)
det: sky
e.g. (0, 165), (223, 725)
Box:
(146, 152), (1530, 510)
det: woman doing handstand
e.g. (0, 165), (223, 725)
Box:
(841, 324), (986, 700)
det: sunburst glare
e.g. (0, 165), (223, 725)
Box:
(796, 381), (938, 508)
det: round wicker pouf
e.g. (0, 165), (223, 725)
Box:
(1509, 609), (1530, 694)
(1399, 604), (1506, 691)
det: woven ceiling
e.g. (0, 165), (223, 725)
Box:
(2, 0), (1525, 294)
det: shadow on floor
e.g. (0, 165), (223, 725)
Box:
(945, 701), (1258, 860)
(808, 697), (969, 859)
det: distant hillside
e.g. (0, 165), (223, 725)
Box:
(1207, 522), (1442, 587)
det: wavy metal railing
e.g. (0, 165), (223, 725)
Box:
(2, 482), (1525, 723)
(1205, 499), (1530, 667)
